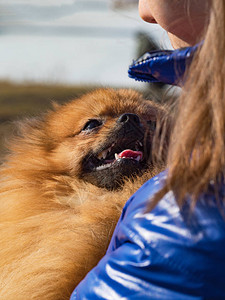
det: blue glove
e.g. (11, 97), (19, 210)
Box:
(128, 43), (201, 86)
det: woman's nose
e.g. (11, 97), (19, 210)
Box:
(138, 0), (157, 23)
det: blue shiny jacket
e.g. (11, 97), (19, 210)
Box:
(128, 43), (201, 85)
(71, 171), (225, 299)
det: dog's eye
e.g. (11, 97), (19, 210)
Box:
(82, 119), (102, 131)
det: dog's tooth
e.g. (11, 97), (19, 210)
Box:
(97, 151), (103, 160)
(98, 145), (114, 160)
(115, 153), (119, 160)
(136, 155), (141, 162)
(96, 162), (113, 171)
(102, 150), (108, 159)
(97, 149), (107, 160)
(139, 141), (143, 147)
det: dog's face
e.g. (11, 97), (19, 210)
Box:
(20, 89), (162, 190)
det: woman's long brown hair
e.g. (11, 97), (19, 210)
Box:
(151, 0), (225, 208)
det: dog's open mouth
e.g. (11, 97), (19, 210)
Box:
(81, 129), (150, 189)
(94, 140), (143, 171)
(83, 139), (145, 173)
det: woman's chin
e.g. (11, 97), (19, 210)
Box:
(167, 33), (191, 49)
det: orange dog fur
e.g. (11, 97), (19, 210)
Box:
(0, 89), (165, 300)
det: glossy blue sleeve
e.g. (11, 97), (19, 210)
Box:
(70, 239), (203, 300)
(70, 172), (225, 300)
(128, 43), (201, 85)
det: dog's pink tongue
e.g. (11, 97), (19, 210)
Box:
(118, 150), (143, 160)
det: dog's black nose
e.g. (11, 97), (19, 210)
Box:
(117, 113), (140, 125)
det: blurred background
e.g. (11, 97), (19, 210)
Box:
(0, 0), (173, 160)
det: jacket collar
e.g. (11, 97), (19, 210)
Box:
(128, 42), (202, 86)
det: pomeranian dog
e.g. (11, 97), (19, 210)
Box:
(0, 89), (166, 300)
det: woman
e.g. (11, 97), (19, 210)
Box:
(71, 0), (225, 299)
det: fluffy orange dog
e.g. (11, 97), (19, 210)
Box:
(0, 89), (165, 300)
